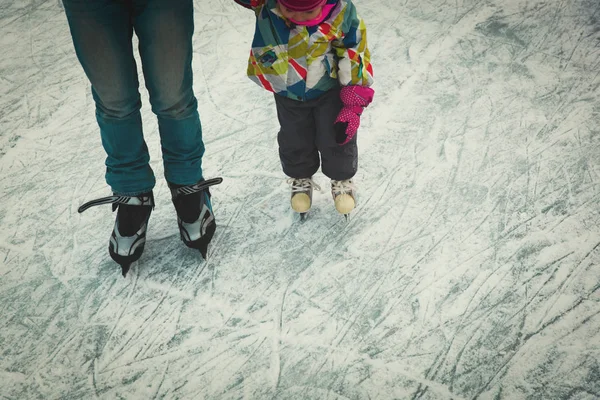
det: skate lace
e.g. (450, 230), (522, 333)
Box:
(287, 178), (321, 193)
(331, 179), (355, 196)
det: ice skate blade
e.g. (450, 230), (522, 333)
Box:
(181, 222), (216, 260)
(299, 212), (309, 221)
(109, 246), (144, 277)
(198, 243), (208, 260)
(291, 193), (311, 213)
(120, 263), (131, 277)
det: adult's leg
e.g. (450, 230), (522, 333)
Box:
(132, 0), (204, 186)
(62, 0), (155, 195)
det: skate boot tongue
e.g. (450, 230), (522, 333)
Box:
(170, 190), (201, 223)
(116, 198), (154, 236)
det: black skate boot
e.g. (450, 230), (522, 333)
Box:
(168, 177), (223, 259)
(78, 192), (155, 277)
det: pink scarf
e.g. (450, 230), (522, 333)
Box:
(287, 4), (335, 26)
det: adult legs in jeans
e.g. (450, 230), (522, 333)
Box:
(132, 0), (204, 186)
(63, 0), (153, 196)
(130, 1), (221, 256)
(64, 0), (218, 270)
(63, 0), (204, 194)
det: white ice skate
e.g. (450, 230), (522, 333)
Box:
(331, 179), (356, 217)
(287, 177), (321, 219)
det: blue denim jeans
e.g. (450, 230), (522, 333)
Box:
(63, 0), (204, 195)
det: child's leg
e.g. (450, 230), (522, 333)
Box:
(274, 95), (320, 178)
(313, 88), (358, 181)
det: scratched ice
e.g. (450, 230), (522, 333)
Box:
(1, 0), (599, 399)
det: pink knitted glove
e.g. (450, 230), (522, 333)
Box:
(334, 85), (374, 145)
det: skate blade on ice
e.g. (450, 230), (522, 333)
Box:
(109, 247), (144, 278)
(180, 221), (216, 260)
(120, 263), (131, 277)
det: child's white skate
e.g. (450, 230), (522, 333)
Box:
(331, 179), (356, 219)
(287, 177), (321, 220)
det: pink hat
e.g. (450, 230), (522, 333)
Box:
(278, 0), (327, 12)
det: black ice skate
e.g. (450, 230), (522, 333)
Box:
(169, 177), (223, 259)
(78, 192), (155, 277)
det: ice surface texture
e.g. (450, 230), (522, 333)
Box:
(0, 0), (599, 398)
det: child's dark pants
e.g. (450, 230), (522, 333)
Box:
(274, 88), (358, 181)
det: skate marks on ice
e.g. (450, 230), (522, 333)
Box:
(357, 0), (600, 398)
(1, 0), (600, 399)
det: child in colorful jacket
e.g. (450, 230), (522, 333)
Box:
(234, 0), (374, 217)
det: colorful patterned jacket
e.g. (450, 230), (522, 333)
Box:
(233, 0), (374, 101)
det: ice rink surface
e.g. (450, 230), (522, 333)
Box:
(1, 0), (599, 398)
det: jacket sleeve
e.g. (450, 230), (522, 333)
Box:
(332, 1), (374, 87)
(233, 0), (265, 10)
